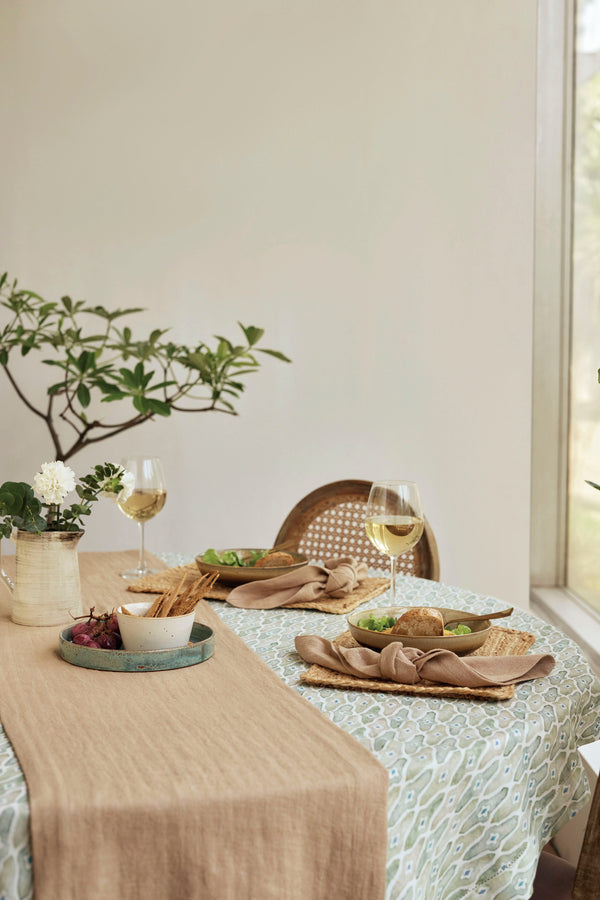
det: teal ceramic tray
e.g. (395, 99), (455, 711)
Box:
(59, 622), (214, 672)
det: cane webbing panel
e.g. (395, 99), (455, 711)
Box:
(274, 480), (440, 581)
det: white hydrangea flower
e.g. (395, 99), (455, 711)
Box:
(98, 469), (135, 503)
(33, 461), (76, 505)
(118, 469), (136, 502)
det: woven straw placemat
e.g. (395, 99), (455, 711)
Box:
(284, 578), (390, 613)
(300, 626), (537, 700)
(127, 563), (390, 614)
(127, 563), (205, 594)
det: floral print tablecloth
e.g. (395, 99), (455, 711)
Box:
(1, 563), (599, 900)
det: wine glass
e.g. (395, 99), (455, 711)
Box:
(365, 481), (424, 604)
(118, 456), (167, 580)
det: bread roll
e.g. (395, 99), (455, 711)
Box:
(390, 607), (444, 636)
(254, 552), (295, 568)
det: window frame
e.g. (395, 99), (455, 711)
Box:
(531, 0), (600, 672)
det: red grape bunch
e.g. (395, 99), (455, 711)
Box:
(71, 607), (122, 650)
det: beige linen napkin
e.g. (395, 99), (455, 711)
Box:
(226, 556), (368, 608)
(295, 634), (555, 687)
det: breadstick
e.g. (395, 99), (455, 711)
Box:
(158, 575), (188, 617)
(145, 594), (166, 618)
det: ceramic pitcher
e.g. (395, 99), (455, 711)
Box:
(0, 529), (84, 626)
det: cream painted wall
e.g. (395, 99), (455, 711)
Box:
(0, 1), (536, 607)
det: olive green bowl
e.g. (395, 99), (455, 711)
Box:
(195, 548), (308, 585)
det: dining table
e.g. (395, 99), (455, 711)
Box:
(1, 549), (599, 900)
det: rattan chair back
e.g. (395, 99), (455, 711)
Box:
(274, 479), (440, 581)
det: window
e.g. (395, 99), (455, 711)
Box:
(567, 0), (600, 613)
(531, 0), (600, 671)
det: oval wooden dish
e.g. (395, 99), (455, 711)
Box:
(347, 607), (492, 653)
(195, 548), (308, 585)
(59, 622), (214, 672)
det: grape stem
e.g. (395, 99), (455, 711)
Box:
(70, 607), (114, 622)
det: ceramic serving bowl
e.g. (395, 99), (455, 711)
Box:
(347, 606), (492, 653)
(195, 548), (308, 584)
(117, 600), (196, 652)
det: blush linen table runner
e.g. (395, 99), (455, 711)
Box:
(0, 551), (388, 900)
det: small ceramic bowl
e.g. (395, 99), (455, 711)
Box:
(117, 600), (196, 652)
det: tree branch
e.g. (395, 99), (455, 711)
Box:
(45, 392), (65, 459)
(168, 402), (236, 414)
(61, 413), (155, 461)
(2, 366), (47, 420)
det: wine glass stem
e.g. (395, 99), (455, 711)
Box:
(137, 521), (146, 573)
(390, 555), (397, 603)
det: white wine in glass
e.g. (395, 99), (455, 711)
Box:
(118, 456), (167, 580)
(365, 481), (424, 604)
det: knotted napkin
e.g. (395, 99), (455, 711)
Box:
(294, 634), (555, 688)
(226, 556), (368, 609)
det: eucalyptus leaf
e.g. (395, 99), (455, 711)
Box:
(77, 383), (91, 407)
(144, 398), (171, 416)
(132, 395), (148, 415)
(257, 348), (292, 362)
(240, 325), (264, 346)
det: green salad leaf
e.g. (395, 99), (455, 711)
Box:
(202, 548), (227, 565)
(201, 548), (269, 567)
(358, 614), (397, 632)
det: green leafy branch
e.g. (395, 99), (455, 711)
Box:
(0, 273), (290, 461)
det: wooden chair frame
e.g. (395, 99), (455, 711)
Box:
(531, 767), (600, 898)
(573, 765), (600, 897)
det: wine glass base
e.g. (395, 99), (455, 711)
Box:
(120, 566), (163, 581)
